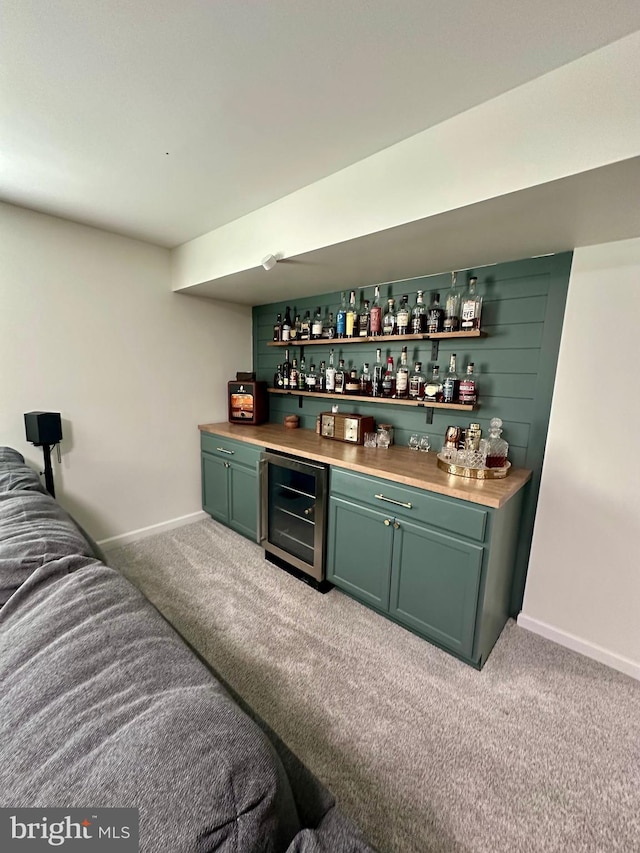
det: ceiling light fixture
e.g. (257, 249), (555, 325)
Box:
(261, 254), (277, 271)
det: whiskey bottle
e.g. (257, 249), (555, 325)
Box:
(336, 292), (348, 338)
(323, 311), (336, 339)
(346, 290), (358, 338)
(297, 355), (306, 390)
(300, 311), (311, 341)
(485, 418), (509, 468)
(359, 363), (372, 396)
(458, 362), (477, 405)
(424, 365), (443, 403)
(359, 300), (370, 337)
(443, 272), (460, 333)
(290, 357), (299, 390)
(311, 306), (323, 339)
(274, 364), (284, 388)
(411, 291), (426, 334)
(442, 353), (460, 403)
(371, 347), (383, 397)
(282, 307), (292, 341)
(383, 298), (397, 335)
(334, 358), (346, 394)
(273, 313), (283, 342)
(395, 346), (409, 399)
(282, 348), (291, 389)
(318, 360), (327, 392)
(409, 362), (426, 400)
(345, 367), (360, 394)
(291, 314), (301, 341)
(325, 349), (336, 392)
(396, 295), (410, 335)
(426, 293), (444, 334)
(369, 285), (382, 336)
(382, 356), (395, 397)
(305, 363), (318, 391)
(460, 276), (482, 331)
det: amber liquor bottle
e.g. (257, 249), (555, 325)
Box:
(458, 363), (477, 405)
(382, 356), (395, 397)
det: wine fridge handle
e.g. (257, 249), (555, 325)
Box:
(374, 494), (412, 509)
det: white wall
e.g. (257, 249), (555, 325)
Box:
(0, 202), (251, 544)
(520, 237), (640, 679)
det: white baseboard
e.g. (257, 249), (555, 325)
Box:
(517, 613), (640, 682)
(98, 511), (208, 553)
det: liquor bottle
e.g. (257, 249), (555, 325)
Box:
(409, 362), (426, 400)
(300, 311), (311, 341)
(311, 306), (323, 339)
(291, 314), (301, 341)
(334, 358), (346, 394)
(369, 286), (382, 336)
(396, 295), (410, 336)
(371, 347), (383, 397)
(297, 355), (306, 390)
(273, 364), (284, 388)
(323, 311), (336, 339)
(424, 365), (443, 403)
(290, 357), (299, 389)
(282, 307), (292, 341)
(395, 346), (409, 399)
(346, 290), (357, 338)
(318, 360), (326, 392)
(305, 363), (317, 391)
(345, 367), (360, 394)
(359, 362), (372, 396)
(460, 276), (482, 331)
(358, 300), (370, 337)
(273, 313), (283, 342)
(325, 350), (336, 392)
(382, 356), (395, 397)
(383, 298), (397, 335)
(336, 292), (347, 338)
(282, 348), (291, 389)
(426, 293), (444, 334)
(411, 291), (426, 334)
(443, 272), (460, 333)
(442, 353), (460, 403)
(458, 362), (477, 405)
(484, 418), (509, 468)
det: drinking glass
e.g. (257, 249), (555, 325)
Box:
(377, 429), (391, 449)
(419, 435), (431, 453)
(364, 432), (378, 448)
(408, 434), (420, 451)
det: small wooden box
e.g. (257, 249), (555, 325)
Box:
(319, 412), (375, 445)
(228, 381), (268, 425)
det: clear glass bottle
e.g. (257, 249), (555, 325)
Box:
(484, 417), (509, 468)
(334, 358), (346, 394)
(346, 290), (358, 338)
(371, 347), (383, 397)
(369, 285), (382, 336)
(426, 292), (444, 334)
(409, 361), (426, 400)
(323, 311), (336, 339)
(273, 313), (283, 342)
(458, 362), (477, 405)
(359, 362), (372, 396)
(382, 356), (395, 397)
(396, 294), (410, 335)
(411, 291), (426, 334)
(336, 291), (348, 338)
(359, 300), (370, 337)
(383, 298), (397, 335)
(424, 365), (443, 402)
(460, 276), (482, 331)
(305, 363), (317, 391)
(443, 272), (460, 333)
(442, 353), (460, 403)
(291, 314), (300, 342)
(311, 306), (323, 340)
(282, 306), (292, 341)
(318, 360), (326, 393)
(395, 346), (409, 399)
(325, 349), (336, 392)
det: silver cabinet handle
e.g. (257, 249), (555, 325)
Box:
(374, 494), (412, 509)
(216, 447), (235, 455)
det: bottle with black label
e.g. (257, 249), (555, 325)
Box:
(442, 353), (460, 403)
(300, 311), (311, 341)
(274, 364), (284, 388)
(411, 291), (426, 334)
(345, 367), (360, 394)
(359, 300), (370, 337)
(409, 362), (426, 399)
(359, 363), (372, 396)
(282, 349), (291, 389)
(371, 348), (383, 397)
(273, 313), (283, 342)
(334, 358), (346, 394)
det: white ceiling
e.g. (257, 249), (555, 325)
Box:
(2, 1), (640, 249)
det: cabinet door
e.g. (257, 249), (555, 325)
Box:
(202, 453), (229, 524)
(389, 519), (483, 658)
(228, 462), (258, 542)
(327, 497), (394, 609)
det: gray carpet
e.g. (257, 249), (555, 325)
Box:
(108, 519), (640, 853)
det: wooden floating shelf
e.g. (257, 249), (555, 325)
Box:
(268, 388), (477, 411)
(267, 330), (483, 347)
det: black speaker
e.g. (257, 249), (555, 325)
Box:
(24, 411), (63, 445)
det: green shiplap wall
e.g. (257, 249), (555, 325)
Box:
(252, 252), (572, 612)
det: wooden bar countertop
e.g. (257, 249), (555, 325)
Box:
(198, 422), (532, 510)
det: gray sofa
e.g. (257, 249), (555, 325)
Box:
(0, 447), (375, 852)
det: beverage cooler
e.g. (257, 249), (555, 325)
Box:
(259, 450), (328, 588)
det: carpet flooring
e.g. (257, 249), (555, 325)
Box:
(108, 519), (640, 853)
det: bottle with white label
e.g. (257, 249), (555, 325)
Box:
(325, 349), (336, 392)
(311, 307), (323, 339)
(396, 295), (410, 335)
(395, 346), (409, 399)
(460, 277), (482, 331)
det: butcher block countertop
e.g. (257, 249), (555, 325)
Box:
(199, 422), (532, 510)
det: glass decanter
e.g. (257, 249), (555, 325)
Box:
(484, 418), (509, 468)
